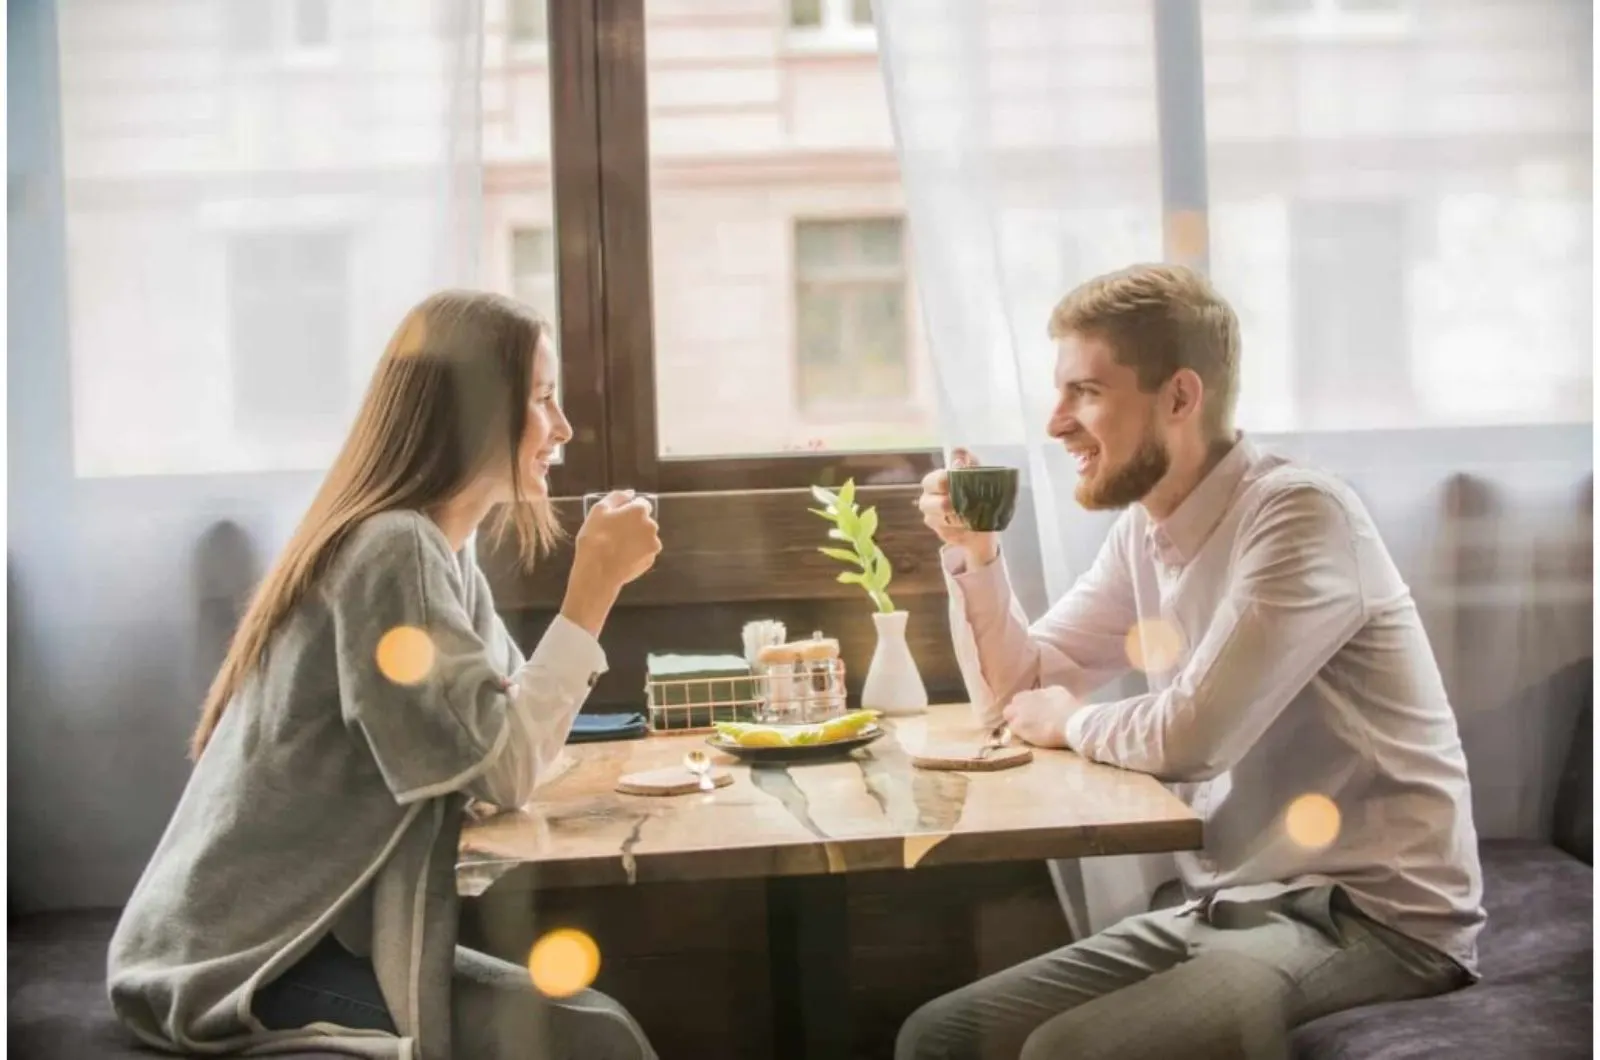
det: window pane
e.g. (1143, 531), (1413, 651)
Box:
(483, 18), (560, 327)
(57, 4), (557, 477)
(851, 0), (874, 27)
(293, 0), (332, 47)
(483, 21), (561, 457)
(226, 232), (351, 446)
(510, 0), (549, 42)
(646, 1), (935, 458)
(222, 0), (272, 54)
(789, 0), (822, 29)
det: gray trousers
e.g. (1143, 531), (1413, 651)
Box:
(896, 886), (1468, 1060)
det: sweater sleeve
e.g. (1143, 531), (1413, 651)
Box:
(327, 514), (605, 809)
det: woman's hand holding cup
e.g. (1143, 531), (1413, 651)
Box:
(561, 490), (662, 636)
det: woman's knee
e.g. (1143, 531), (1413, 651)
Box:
(548, 989), (656, 1060)
(896, 992), (976, 1060)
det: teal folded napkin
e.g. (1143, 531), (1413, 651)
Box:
(567, 712), (647, 744)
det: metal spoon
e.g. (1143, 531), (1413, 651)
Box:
(975, 723), (1011, 761)
(683, 749), (716, 792)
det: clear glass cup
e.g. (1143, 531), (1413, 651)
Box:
(582, 491), (659, 519)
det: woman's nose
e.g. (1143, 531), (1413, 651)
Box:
(553, 405), (575, 444)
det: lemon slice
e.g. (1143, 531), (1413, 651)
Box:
(816, 710), (881, 744)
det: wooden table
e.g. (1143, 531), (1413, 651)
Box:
(458, 705), (1201, 1058)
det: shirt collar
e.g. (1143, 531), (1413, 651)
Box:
(1145, 435), (1258, 567)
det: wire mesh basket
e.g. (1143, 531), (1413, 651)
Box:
(645, 656), (847, 733)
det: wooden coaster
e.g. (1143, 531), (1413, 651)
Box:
(615, 766), (734, 796)
(911, 744), (1034, 772)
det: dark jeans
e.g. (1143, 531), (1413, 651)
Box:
(253, 933), (398, 1035)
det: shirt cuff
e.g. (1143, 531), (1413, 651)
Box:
(942, 545), (1013, 627)
(1063, 701), (1101, 754)
(526, 613), (609, 696)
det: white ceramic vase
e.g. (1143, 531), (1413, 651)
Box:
(860, 610), (928, 716)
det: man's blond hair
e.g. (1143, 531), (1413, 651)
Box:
(1048, 263), (1240, 439)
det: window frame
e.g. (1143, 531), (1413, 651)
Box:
(548, 0), (938, 498)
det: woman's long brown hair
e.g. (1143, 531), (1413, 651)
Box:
(189, 290), (562, 760)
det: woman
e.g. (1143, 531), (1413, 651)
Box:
(108, 291), (661, 1059)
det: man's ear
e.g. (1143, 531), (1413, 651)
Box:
(1167, 368), (1205, 424)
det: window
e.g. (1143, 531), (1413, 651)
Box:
(795, 219), (910, 415)
(1287, 200), (1412, 430)
(226, 231), (351, 451)
(509, 0), (549, 44)
(788, 0), (873, 32)
(292, 0), (332, 49)
(223, 1), (273, 55)
(224, 0), (334, 57)
(510, 227), (558, 324)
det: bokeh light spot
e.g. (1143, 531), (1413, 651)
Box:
(1124, 618), (1185, 673)
(527, 928), (601, 998)
(375, 626), (435, 685)
(1285, 794), (1341, 850)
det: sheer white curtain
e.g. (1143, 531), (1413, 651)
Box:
(9, 0), (485, 910)
(875, 0), (1593, 938)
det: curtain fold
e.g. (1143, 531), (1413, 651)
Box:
(876, 0), (1592, 938)
(9, 0), (486, 911)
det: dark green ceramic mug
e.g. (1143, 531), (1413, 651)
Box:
(948, 465), (1020, 532)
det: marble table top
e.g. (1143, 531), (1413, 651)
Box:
(458, 703), (1202, 895)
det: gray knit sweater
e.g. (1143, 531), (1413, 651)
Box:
(108, 510), (605, 1058)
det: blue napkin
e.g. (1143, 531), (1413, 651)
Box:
(567, 712), (648, 744)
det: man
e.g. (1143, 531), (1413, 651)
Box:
(902, 264), (1483, 1060)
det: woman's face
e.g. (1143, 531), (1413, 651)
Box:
(516, 336), (572, 500)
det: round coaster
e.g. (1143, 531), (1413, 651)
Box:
(910, 744), (1034, 772)
(615, 766), (734, 796)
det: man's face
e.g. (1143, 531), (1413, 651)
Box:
(1046, 331), (1171, 510)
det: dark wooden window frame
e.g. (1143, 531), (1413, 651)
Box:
(546, 0), (939, 504)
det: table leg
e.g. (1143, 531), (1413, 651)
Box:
(767, 873), (852, 1060)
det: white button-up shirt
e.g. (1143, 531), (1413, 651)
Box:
(944, 438), (1485, 972)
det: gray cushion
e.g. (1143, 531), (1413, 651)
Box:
(1292, 839), (1593, 1059)
(7, 910), (348, 1059)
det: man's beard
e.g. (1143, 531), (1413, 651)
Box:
(1075, 431), (1171, 510)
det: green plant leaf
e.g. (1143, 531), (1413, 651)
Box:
(837, 571), (868, 586)
(870, 546), (894, 591)
(828, 528), (852, 542)
(834, 506), (860, 538)
(811, 485), (840, 509)
(818, 546), (865, 567)
(854, 505), (879, 548)
(807, 507), (838, 523)
(838, 478), (856, 510)
(872, 589), (896, 614)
